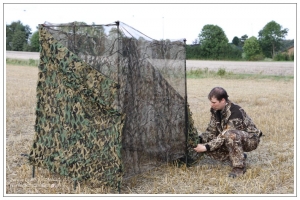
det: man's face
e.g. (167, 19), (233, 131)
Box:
(210, 97), (226, 111)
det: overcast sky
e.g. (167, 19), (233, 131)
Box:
(2, 2), (297, 44)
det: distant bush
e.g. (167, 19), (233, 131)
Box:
(6, 58), (39, 67)
(217, 68), (226, 76)
(248, 54), (265, 61)
(290, 53), (294, 61)
(274, 53), (294, 61)
(264, 58), (273, 61)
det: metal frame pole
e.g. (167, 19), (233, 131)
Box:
(183, 38), (189, 166)
(115, 20), (122, 194)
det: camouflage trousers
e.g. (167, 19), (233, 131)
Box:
(206, 130), (260, 168)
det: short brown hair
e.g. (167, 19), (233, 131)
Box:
(208, 87), (229, 101)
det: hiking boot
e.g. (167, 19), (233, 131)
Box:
(228, 167), (246, 178)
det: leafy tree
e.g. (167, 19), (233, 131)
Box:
(11, 30), (27, 51)
(30, 31), (40, 52)
(6, 20), (32, 51)
(240, 34), (248, 46)
(227, 44), (242, 60)
(186, 44), (201, 59)
(258, 20), (288, 59)
(198, 24), (229, 59)
(192, 38), (199, 45)
(243, 36), (263, 60)
(232, 36), (240, 46)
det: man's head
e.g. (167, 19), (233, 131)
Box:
(208, 87), (229, 110)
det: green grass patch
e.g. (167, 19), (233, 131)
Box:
(187, 68), (293, 81)
(6, 58), (39, 67)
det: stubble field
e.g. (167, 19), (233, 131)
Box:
(5, 55), (295, 195)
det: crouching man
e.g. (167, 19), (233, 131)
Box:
(193, 87), (263, 178)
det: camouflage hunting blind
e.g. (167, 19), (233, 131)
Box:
(28, 21), (199, 190)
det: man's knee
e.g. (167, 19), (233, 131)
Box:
(223, 129), (259, 152)
(223, 129), (242, 141)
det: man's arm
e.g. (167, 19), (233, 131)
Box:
(199, 114), (218, 143)
(197, 114), (225, 152)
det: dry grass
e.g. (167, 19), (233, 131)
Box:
(5, 64), (295, 196)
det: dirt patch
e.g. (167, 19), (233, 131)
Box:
(6, 51), (40, 60)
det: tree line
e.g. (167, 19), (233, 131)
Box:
(187, 20), (293, 61)
(6, 20), (294, 61)
(6, 21), (39, 52)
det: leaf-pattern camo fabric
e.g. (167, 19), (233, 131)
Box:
(28, 22), (199, 189)
(29, 26), (124, 188)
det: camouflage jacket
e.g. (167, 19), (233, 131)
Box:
(200, 100), (262, 151)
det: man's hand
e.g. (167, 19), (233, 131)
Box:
(193, 144), (207, 153)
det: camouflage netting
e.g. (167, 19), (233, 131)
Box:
(28, 21), (200, 190)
